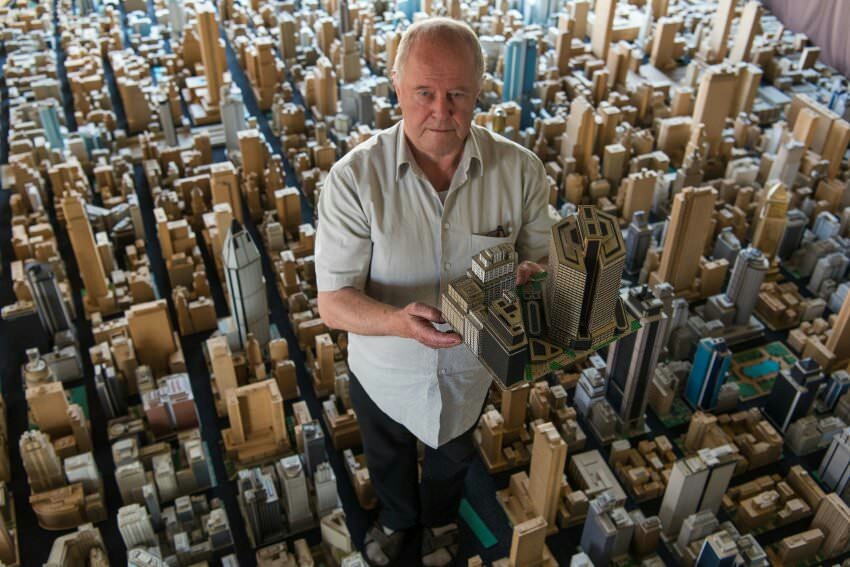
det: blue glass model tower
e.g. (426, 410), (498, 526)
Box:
(685, 337), (731, 410)
(38, 104), (65, 150)
(398, 0), (421, 20)
(522, 0), (557, 26)
(502, 33), (536, 128)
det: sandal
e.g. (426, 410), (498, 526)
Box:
(363, 522), (406, 566)
(421, 523), (459, 567)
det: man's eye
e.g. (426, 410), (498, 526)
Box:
(449, 92), (465, 99)
(417, 90), (432, 97)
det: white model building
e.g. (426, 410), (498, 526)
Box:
(223, 220), (270, 349)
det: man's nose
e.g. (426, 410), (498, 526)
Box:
(432, 95), (452, 119)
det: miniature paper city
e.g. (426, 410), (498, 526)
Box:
(7, 0), (850, 564)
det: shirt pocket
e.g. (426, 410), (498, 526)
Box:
(468, 232), (517, 258)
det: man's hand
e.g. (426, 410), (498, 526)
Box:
(516, 260), (545, 286)
(319, 289), (462, 348)
(394, 302), (462, 349)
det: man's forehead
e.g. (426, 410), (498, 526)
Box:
(403, 42), (477, 87)
(408, 75), (474, 89)
(407, 37), (475, 69)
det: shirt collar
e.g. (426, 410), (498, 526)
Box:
(395, 120), (483, 183)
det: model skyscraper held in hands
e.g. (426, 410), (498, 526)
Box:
(442, 205), (636, 388)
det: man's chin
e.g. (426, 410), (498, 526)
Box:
(422, 143), (461, 157)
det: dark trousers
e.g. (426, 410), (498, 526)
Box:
(349, 373), (477, 531)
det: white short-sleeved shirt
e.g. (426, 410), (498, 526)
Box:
(315, 120), (558, 448)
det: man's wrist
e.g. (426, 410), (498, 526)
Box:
(386, 306), (407, 339)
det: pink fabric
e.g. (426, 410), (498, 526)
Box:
(764, 0), (850, 76)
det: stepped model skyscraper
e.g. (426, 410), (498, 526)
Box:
(649, 186), (717, 296)
(546, 206), (626, 350)
(223, 220), (270, 349)
(61, 193), (116, 316)
(724, 247), (769, 326)
(751, 181), (789, 262)
(606, 285), (668, 433)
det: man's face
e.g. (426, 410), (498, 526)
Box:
(393, 38), (480, 161)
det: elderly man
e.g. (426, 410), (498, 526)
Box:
(316, 17), (557, 565)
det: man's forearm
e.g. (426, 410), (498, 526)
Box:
(318, 287), (402, 336)
(318, 288), (462, 348)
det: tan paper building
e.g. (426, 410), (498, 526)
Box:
(222, 379), (290, 465)
(650, 186), (717, 296)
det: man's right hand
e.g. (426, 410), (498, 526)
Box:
(394, 302), (462, 349)
(318, 289), (462, 349)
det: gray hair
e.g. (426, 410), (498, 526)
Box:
(392, 17), (484, 88)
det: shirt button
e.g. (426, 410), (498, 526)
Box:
(444, 262), (452, 270)
(443, 222), (451, 230)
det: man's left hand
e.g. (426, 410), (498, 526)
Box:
(516, 261), (545, 286)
